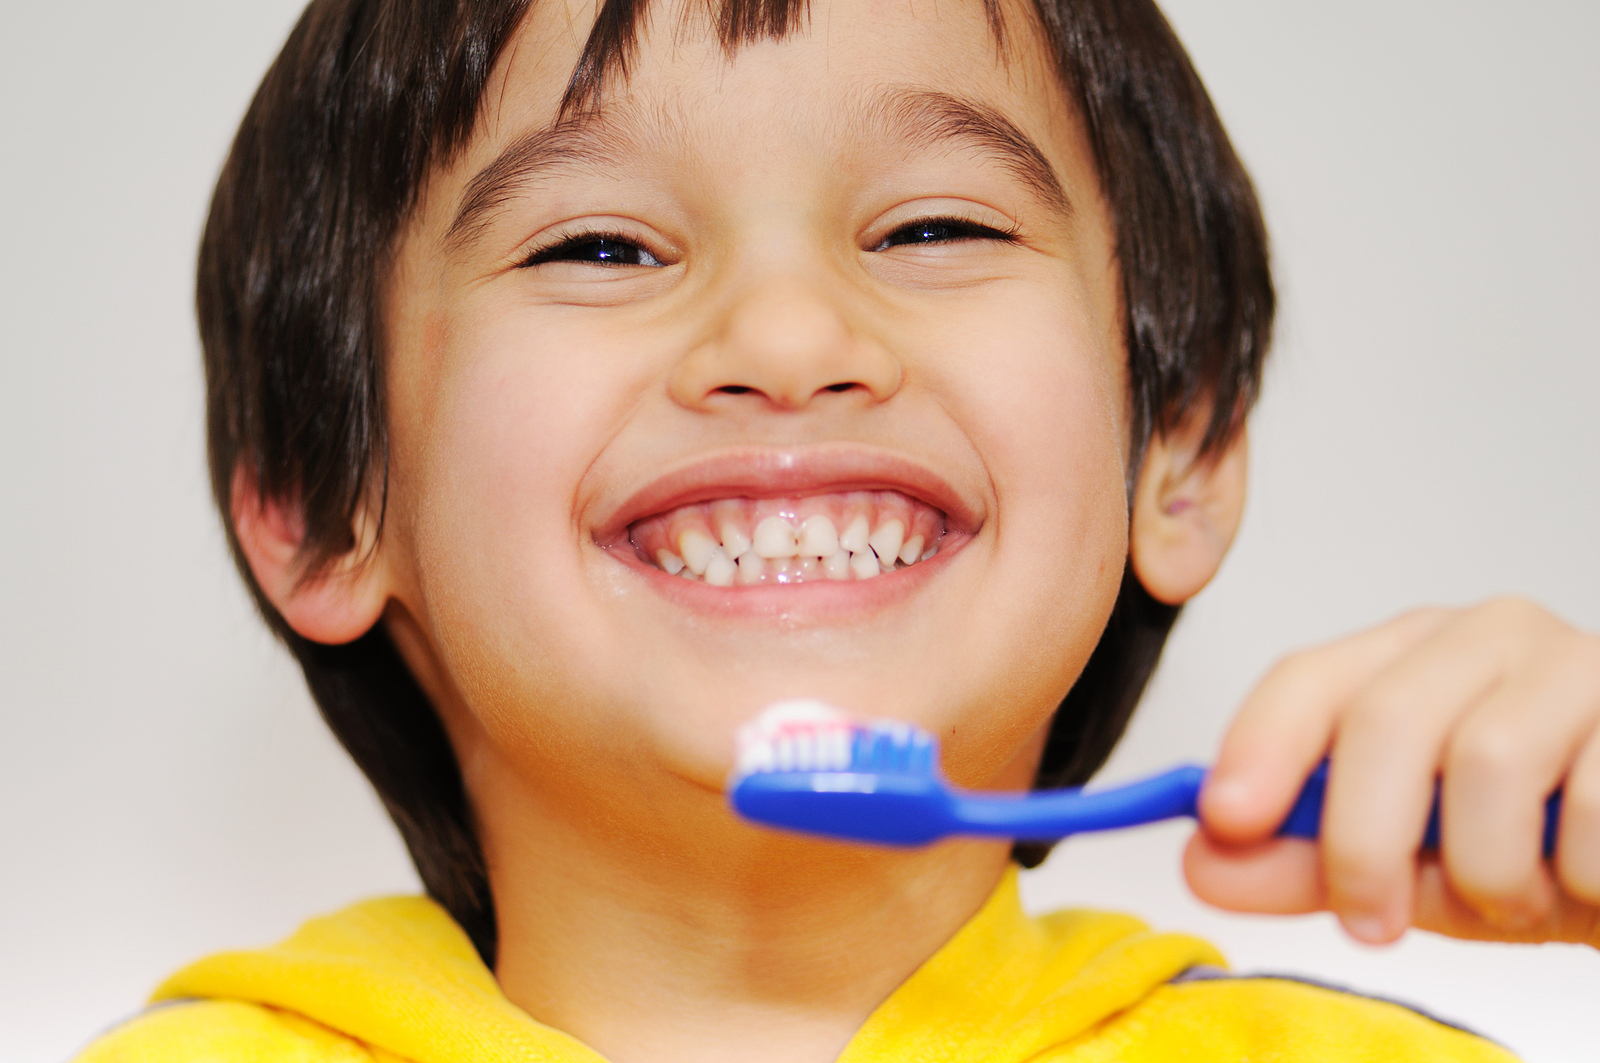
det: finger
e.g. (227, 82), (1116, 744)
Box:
(1557, 690), (1600, 906)
(1183, 831), (1325, 914)
(1321, 607), (1536, 943)
(1441, 629), (1600, 928)
(1203, 608), (1452, 843)
(1413, 859), (1600, 945)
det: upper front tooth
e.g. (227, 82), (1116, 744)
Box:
(797, 515), (839, 557)
(839, 515), (870, 554)
(868, 520), (905, 568)
(753, 516), (799, 558)
(737, 552), (765, 584)
(898, 535), (925, 565)
(678, 529), (719, 575)
(719, 523), (753, 560)
(823, 551), (851, 580)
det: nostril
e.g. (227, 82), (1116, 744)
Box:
(824, 382), (855, 393)
(716, 385), (754, 395)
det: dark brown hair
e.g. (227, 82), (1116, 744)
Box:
(200, 0), (1272, 967)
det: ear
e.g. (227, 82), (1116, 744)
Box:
(1129, 414), (1249, 606)
(230, 463), (390, 645)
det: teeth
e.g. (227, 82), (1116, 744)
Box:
(719, 522), (753, 560)
(634, 493), (948, 585)
(823, 551), (851, 580)
(796, 515), (839, 558)
(753, 516), (799, 559)
(868, 520), (904, 570)
(678, 529), (719, 575)
(737, 552), (765, 584)
(704, 549), (737, 587)
(849, 551), (880, 580)
(839, 515), (870, 555)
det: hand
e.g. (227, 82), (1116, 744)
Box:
(1186, 599), (1600, 946)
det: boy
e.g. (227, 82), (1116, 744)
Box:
(80, 0), (1599, 1060)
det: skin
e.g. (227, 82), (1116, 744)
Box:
(231, 0), (1599, 1060)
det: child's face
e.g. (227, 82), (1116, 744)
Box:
(377, 0), (1130, 803)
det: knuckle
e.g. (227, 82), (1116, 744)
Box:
(1267, 649), (1324, 689)
(1475, 595), (1547, 631)
(1446, 719), (1526, 782)
(1395, 604), (1452, 631)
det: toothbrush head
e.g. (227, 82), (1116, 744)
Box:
(729, 699), (957, 845)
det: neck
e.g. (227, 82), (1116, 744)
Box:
(477, 760), (1013, 1063)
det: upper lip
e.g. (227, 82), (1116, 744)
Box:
(592, 444), (985, 542)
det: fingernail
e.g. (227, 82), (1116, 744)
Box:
(1205, 777), (1250, 813)
(1342, 913), (1393, 944)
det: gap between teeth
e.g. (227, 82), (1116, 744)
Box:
(655, 514), (939, 585)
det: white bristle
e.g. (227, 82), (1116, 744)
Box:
(734, 699), (931, 779)
(736, 699), (849, 777)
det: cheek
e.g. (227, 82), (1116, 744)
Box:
(390, 304), (655, 733)
(919, 278), (1130, 749)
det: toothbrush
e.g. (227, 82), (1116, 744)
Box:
(729, 699), (1564, 854)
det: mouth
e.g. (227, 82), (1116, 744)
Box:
(594, 447), (981, 590)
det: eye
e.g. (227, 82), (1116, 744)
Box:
(872, 216), (1017, 252)
(521, 232), (665, 268)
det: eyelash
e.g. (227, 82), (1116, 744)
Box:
(517, 215), (1018, 269)
(870, 216), (1020, 251)
(520, 231), (663, 269)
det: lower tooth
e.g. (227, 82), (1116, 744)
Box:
(704, 551), (737, 587)
(823, 552), (851, 580)
(920, 542), (939, 562)
(849, 551), (879, 580)
(737, 552), (765, 584)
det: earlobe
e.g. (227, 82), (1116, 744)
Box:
(230, 463), (391, 645)
(1129, 417), (1249, 606)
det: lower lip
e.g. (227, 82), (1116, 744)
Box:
(604, 533), (970, 622)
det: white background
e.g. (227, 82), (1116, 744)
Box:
(1, 1), (1596, 1060)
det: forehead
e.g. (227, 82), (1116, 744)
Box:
(438, 0), (1087, 211)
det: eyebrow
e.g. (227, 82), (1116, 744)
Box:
(446, 112), (633, 251)
(445, 86), (1070, 252)
(868, 88), (1072, 218)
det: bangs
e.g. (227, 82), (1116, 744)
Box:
(561, 0), (1009, 115)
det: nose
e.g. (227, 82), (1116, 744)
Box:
(669, 273), (901, 411)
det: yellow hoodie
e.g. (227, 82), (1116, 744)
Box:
(78, 869), (1513, 1062)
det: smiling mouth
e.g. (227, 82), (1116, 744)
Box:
(627, 490), (947, 586)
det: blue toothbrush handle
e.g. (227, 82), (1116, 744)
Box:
(1277, 759), (1564, 857)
